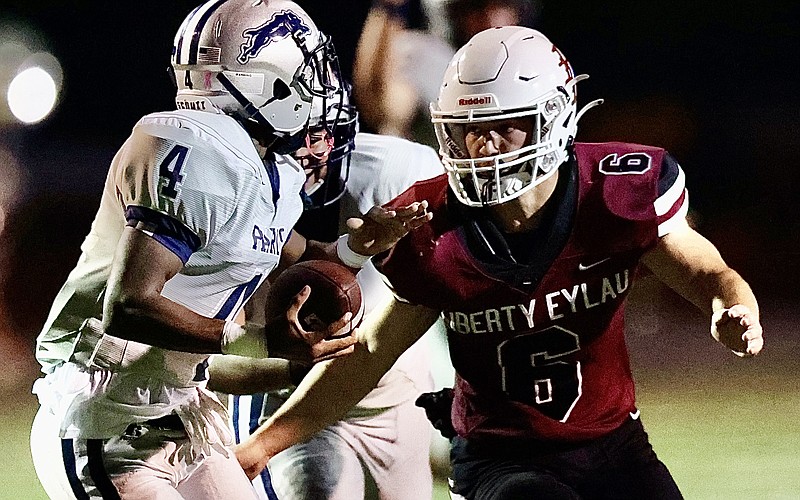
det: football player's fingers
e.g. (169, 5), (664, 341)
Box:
(363, 205), (397, 223)
(727, 304), (751, 317)
(711, 307), (732, 328)
(726, 304), (757, 326)
(741, 322), (762, 340)
(348, 208), (401, 237)
(288, 285), (311, 313)
(325, 311), (355, 338)
(743, 325), (764, 354)
(304, 320), (357, 348)
(746, 336), (764, 356)
(371, 205), (419, 231)
(404, 211), (433, 230)
(345, 215), (365, 231)
(298, 321), (336, 346)
(393, 200), (428, 219)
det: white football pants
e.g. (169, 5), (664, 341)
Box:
(31, 404), (258, 499)
(233, 395), (433, 500)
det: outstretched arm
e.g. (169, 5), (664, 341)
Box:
(281, 201), (431, 270)
(207, 355), (294, 394)
(234, 298), (441, 480)
(641, 219), (763, 356)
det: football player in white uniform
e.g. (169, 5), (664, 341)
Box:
(29, 1), (429, 499)
(208, 83), (446, 500)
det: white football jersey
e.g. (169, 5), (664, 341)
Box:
(234, 133), (446, 452)
(340, 133), (445, 409)
(34, 109), (305, 438)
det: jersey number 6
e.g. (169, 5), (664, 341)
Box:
(497, 326), (582, 422)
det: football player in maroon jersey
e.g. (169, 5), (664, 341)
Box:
(235, 26), (763, 499)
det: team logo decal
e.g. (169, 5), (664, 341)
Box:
(551, 44), (574, 85)
(238, 10), (310, 64)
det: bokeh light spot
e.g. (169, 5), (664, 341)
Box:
(7, 66), (57, 124)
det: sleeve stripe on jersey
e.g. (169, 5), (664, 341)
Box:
(125, 205), (201, 264)
(657, 190), (689, 237)
(654, 165), (685, 216)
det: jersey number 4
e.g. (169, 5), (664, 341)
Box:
(159, 144), (190, 199)
(497, 326), (582, 422)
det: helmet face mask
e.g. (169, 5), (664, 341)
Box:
(431, 26), (588, 207)
(295, 83), (358, 209)
(171, 0), (343, 152)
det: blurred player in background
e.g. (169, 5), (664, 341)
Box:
(353, 0), (540, 146)
(208, 81), (445, 499)
(234, 26), (764, 499)
(28, 1), (428, 498)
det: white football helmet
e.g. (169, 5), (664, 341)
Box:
(171, 0), (342, 153)
(431, 26), (601, 206)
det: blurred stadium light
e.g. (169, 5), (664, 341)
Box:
(8, 53), (62, 124)
(0, 19), (62, 127)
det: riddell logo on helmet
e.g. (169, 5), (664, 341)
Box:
(458, 95), (492, 106)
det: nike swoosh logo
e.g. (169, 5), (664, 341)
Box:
(578, 258), (610, 271)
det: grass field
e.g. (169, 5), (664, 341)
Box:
(4, 286), (798, 499)
(6, 377), (798, 500)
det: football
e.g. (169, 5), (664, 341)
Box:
(265, 260), (363, 334)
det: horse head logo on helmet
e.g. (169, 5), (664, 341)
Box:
(237, 10), (312, 64)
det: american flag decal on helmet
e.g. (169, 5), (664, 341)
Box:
(197, 47), (221, 64)
(173, 0), (228, 66)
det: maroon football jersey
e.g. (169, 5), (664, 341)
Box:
(376, 142), (687, 443)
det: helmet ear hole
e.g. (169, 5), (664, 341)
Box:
(272, 79), (291, 100)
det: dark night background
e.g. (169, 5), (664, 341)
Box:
(0, 1), (799, 496)
(0, 0), (798, 389)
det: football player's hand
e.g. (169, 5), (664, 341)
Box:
(711, 304), (763, 357)
(234, 437), (270, 481)
(265, 285), (357, 365)
(415, 388), (457, 439)
(346, 201), (431, 256)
